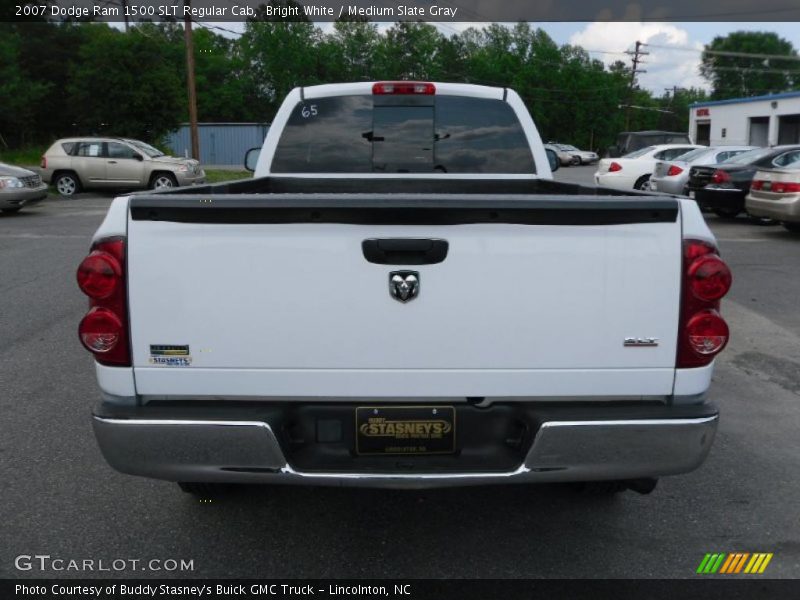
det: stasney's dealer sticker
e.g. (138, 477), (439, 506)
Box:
(149, 344), (192, 366)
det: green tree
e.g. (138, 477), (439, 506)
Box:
(239, 3), (324, 119)
(374, 22), (446, 80)
(325, 18), (380, 82)
(0, 26), (50, 147)
(67, 24), (184, 141)
(656, 87), (709, 132)
(700, 31), (800, 99)
(193, 27), (254, 122)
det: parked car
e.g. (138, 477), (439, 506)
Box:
(40, 137), (206, 197)
(82, 81), (728, 498)
(687, 146), (800, 219)
(746, 168), (800, 232)
(607, 131), (693, 158)
(549, 143), (599, 165)
(544, 143), (579, 166)
(0, 162), (48, 214)
(595, 144), (702, 191)
(650, 146), (756, 196)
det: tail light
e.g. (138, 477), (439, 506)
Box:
(677, 240), (732, 368)
(710, 170), (731, 184)
(750, 180), (800, 193)
(41, 156), (47, 169)
(770, 182), (800, 194)
(687, 254), (732, 301)
(685, 311), (729, 356)
(77, 238), (130, 366)
(80, 308), (124, 354)
(608, 162), (622, 172)
(372, 81), (435, 95)
(667, 165), (683, 176)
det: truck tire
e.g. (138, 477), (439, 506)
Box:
(783, 222), (800, 233)
(177, 482), (227, 497)
(1, 208), (21, 214)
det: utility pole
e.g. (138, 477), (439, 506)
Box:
(664, 86), (687, 129)
(121, 0), (129, 32)
(624, 41), (648, 130)
(183, 0), (200, 161)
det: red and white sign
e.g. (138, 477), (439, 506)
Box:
(696, 108), (710, 117)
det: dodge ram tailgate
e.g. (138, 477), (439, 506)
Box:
(126, 194), (682, 399)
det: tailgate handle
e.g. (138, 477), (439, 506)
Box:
(362, 238), (448, 265)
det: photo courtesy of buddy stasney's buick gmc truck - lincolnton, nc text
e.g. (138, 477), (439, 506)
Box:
(76, 82), (732, 497)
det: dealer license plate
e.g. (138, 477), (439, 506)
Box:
(355, 406), (456, 455)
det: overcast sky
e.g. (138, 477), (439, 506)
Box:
(196, 20), (800, 94)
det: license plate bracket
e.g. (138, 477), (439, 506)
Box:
(355, 406), (456, 455)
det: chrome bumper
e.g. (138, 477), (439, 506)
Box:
(92, 414), (718, 488)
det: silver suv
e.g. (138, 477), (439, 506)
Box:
(41, 138), (205, 196)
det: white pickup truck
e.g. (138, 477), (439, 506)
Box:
(78, 82), (732, 496)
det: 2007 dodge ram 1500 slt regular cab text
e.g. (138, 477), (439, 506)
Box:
(78, 82), (732, 496)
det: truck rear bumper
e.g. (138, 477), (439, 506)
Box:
(92, 403), (718, 488)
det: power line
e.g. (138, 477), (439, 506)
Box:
(643, 42), (800, 63)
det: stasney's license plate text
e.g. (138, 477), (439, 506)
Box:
(356, 406), (456, 455)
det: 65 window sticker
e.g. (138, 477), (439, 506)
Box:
(300, 104), (318, 118)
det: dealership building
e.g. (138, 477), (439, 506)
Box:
(689, 91), (800, 147)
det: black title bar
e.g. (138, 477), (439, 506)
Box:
(7, 0), (800, 22)
(4, 579), (800, 600)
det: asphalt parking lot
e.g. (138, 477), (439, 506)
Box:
(2, 180), (799, 579)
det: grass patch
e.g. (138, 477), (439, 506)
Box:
(0, 147), (46, 167)
(205, 169), (252, 183)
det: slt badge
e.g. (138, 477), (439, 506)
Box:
(389, 271), (420, 303)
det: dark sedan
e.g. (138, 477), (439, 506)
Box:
(687, 146), (800, 219)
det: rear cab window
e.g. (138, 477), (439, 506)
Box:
(270, 94), (535, 174)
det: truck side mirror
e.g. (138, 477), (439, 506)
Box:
(244, 147), (261, 172)
(545, 148), (560, 172)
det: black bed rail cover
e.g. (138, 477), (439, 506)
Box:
(129, 194), (679, 226)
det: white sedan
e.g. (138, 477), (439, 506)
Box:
(595, 144), (702, 191)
